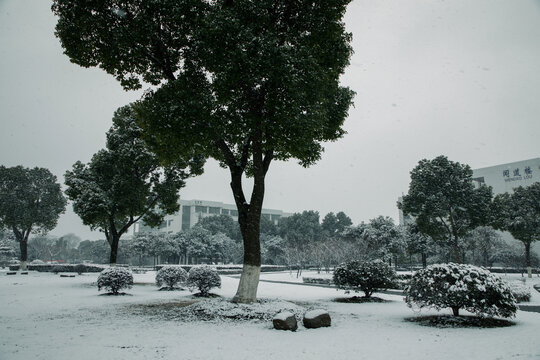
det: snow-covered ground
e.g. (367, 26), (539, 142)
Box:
(1, 269), (539, 360)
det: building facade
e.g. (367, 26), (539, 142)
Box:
(133, 199), (291, 235)
(472, 157), (540, 195)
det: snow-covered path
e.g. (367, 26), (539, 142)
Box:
(1, 271), (539, 360)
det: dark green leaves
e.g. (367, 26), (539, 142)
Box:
(0, 166), (66, 236)
(54, 0), (355, 170)
(64, 104), (200, 234)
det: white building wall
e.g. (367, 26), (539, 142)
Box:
(472, 158), (540, 195)
(134, 199), (291, 235)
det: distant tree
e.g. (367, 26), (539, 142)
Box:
(77, 240), (110, 264)
(462, 226), (504, 267)
(322, 211), (353, 237)
(492, 182), (540, 277)
(402, 223), (433, 268)
(279, 211), (322, 247)
(53, 0), (354, 303)
(363, 216), (404, 267)
(206, 232), (238, 264)
(28, 235), (58, 262)
(64, 105), (202, 266)
(399, 156), (492, 263)
(0, 231), (17, 264)
(0, 166), (66, 270)
(195, 215), (241, 242)
(494, 245), (539, 274)
(259, 216), (279, 237)
(261, 234), (286, 265)
(278, 210), (322, 274)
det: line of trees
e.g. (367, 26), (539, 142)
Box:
(1, 156), (538, 278)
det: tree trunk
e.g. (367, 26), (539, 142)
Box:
(451, 306), (460, 316)
(108, 233), (120, 267)
(524, 242), (532, 278)
(421, 252), (427, 268)
(451, 235), (462, 263)
(19, 239), (28, 271)
(233, 203), (263, 303)
(230, 156), (266, 303)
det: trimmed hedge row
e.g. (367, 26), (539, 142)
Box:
(9, 263), (106, 273)
(154, 264), (285, 274)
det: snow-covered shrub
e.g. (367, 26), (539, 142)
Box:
(333, 259), (396, 298)
(507, 281), (531, 303)
(156, 266), (188, 290)
(405, 263), (517, 318)
(30, 259), (45, 265)
(97, 267), (133, 295)
(187, 265), (221, 296)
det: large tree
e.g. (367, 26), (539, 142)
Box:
(492, 182), (540, 277)
(399, 156), (492, 263)
(64, 105), (202, 266)
(0, 166), (66, 270)
(53, 0), (354, 302)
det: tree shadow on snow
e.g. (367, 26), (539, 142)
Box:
(404, 315), (515, 328)
(334, 296), (390, 303)
(99, 292), (133, 296)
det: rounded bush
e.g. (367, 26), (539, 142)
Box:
(333, 259), (396, 298)
(156, 266), (188, 290)
(187, 265), (221, 296)
(405, 263), (517, 318)
(97, 267), (133, 295)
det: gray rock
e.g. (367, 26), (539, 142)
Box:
(273, 311), (298, 331)
(303, 309), (331, 329)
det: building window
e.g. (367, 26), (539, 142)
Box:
(209, 207), (220, 214)
(222, 209), (230, 215)
(182, 206), (191, 230)
(195, 205), (207, 213)
(231, 210), (238, 216)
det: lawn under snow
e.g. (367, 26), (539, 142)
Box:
(0, 269), (539, 360)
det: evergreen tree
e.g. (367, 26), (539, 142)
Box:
(53, 0), (354, 303)
(492, 182), (540, 277)
(64, 105), (202, 265)
(399, 156), (492, 263)
(0, 166), (66, 270)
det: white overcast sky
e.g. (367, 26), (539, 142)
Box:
(1, 0), (540, 240)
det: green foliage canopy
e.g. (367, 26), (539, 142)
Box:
(400, 156), (492, 263)
(492, 182), (540, 271)
(0, 166), (66, 265)
(64, 105), (202, 263)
